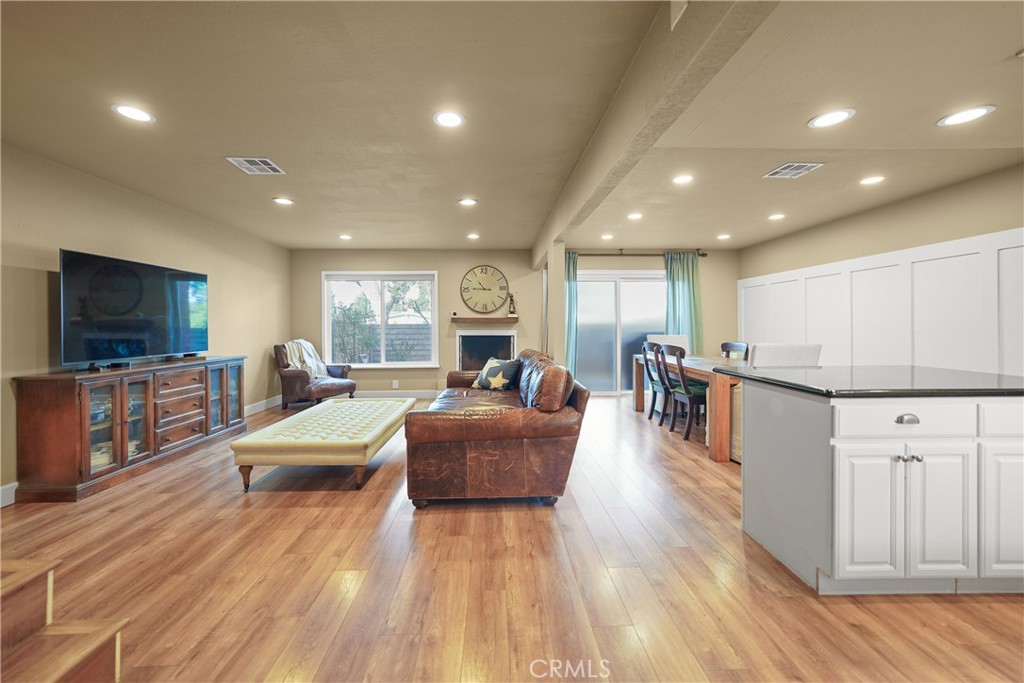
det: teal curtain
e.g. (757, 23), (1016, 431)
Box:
(564, 250), (579, 373)
(665, 250), (704, 354)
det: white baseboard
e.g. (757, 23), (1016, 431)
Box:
(355, 390), (439, 399)
(1, 481), (18, 508)
(245, 395), (282, 416)
(245, 391), (436, 416)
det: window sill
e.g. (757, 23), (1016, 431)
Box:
(345, 364), (440, 370)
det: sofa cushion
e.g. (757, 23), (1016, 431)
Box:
(531, 364), (575, 412)
(472, 357), (521, 390)
(428, 388), (523, 412)
(515, 349), (574, 413)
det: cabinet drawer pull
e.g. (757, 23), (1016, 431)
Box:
(192, 402), (200, 407)
(162, 437), (173, 444)
(911, 454), (924, 463)
(894, 413), (920, 425)
(192, 376), (200, 382)
(192, 426), (201, 433)
(895, 454), (910, 463)
(162, 381), (172, 386)
(163, 409), (173, 415)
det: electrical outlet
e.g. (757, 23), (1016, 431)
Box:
(391, 380), (399, 389)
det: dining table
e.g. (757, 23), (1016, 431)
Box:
(631, 354), (748, 463)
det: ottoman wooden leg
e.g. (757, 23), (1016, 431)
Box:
(354, 465), (366, 490)
(412, 499), (430, 509)
(239, 466), (253, 493)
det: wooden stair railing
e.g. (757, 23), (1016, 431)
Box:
(1, 559), (128, 682)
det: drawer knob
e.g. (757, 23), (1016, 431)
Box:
(192, 427), (201, 433)
(163, 409), (172, 415)
(162, 381), (172, 386)
(894, 413), (920, 425)
(162, 437), (172, 444)
(895, 455), (910, 463)
(911, 454), (924, 463)
(192, 377), (200, 382)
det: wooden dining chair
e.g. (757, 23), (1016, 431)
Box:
(721, 341), (749, 360)
(659, 343), (708, 440)
(640, 341), (669, 424)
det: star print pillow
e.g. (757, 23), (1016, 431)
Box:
(472, 357), (521, 391)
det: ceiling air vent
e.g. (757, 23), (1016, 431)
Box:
(763, 162), (824, 179)
(225, 157), (286, 175)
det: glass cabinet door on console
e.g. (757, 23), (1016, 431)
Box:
(226, 361), (244, 427)
(122, 376), (153, 465)
(207, 364), (226, 434)
(81, 379), (121, 479)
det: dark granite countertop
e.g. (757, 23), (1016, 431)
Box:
(712, 365), (1024, 398)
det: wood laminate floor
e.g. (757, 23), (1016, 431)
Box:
(2, 396), (1021, 682)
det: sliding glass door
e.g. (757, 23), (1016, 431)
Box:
(575, 272), (666, 393)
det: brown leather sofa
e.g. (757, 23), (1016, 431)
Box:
(405, 349), (590, 508)
(273, 344), (357, 409)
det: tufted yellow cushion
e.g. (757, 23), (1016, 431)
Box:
(231, 398), (415, 467)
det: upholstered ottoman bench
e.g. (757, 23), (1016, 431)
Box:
(231, 398), (415, 491)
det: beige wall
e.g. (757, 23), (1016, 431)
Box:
(289, 249), (544, 392)
(576, 250), (739, 356)
(0, 144), (291, 486)
(738, 164), (1024, 279)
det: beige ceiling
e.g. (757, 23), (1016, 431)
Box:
(2, 2), (1022, 255)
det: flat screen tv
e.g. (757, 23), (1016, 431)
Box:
(60, 249), (208, 367)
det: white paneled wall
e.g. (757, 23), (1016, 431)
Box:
(738, 228), (1024, 374)
(999, 246), (1024, 376)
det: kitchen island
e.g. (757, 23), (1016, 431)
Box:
(714, 365), (1024, 595)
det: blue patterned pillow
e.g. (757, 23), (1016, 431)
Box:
(472, 357), (521, 390)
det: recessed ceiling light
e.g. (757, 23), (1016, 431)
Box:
(272, 197), (295, 205)
(601, 234), (614, 240)
(860, 176), (886, 185)
(936, 106), (996, 127)
(458, 198), (478, 206)
(768, 213), (785, 220)
(672, 175), (694, 185)
(717, 234), (730, 240)
(112, 104), (155, 123)
(807, 108), (856, 128)
(339, 234), (352, 240)
(467, 233), (479, 240)
(627, 213), (642, 220)
(433, 111), (464, 128)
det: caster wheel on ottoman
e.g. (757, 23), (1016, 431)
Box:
(540, 496), (558, 506)
(412, 499), (430, 509)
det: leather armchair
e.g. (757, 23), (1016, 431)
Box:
(273, 344), (357, 409)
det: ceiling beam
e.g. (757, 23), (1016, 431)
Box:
(530, 1), (779, 269)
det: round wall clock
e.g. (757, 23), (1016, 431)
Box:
(88, 264), (143, 316)
(460, 265), (509, 314)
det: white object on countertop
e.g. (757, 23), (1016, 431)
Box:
(749, 343), (822, 367)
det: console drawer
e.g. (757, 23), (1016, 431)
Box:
(155, 417), (205, 453)
(155, 393), (205, 426)
(833, 403), (976, 438)
(155, 368), (205, 397)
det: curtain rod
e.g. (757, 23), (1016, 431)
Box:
(574, 249), (708, 257)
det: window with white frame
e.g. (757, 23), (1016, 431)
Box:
(322, 272), (438, 367)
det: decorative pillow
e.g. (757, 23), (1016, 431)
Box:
(472, 357), (521, 391)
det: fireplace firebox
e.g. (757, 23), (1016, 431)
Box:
(456, 331), (517, 372)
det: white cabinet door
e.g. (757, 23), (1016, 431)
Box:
(835, 444), (906, 579)
(905, 443), (977, 578)
(980, 442), (1024, 578)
